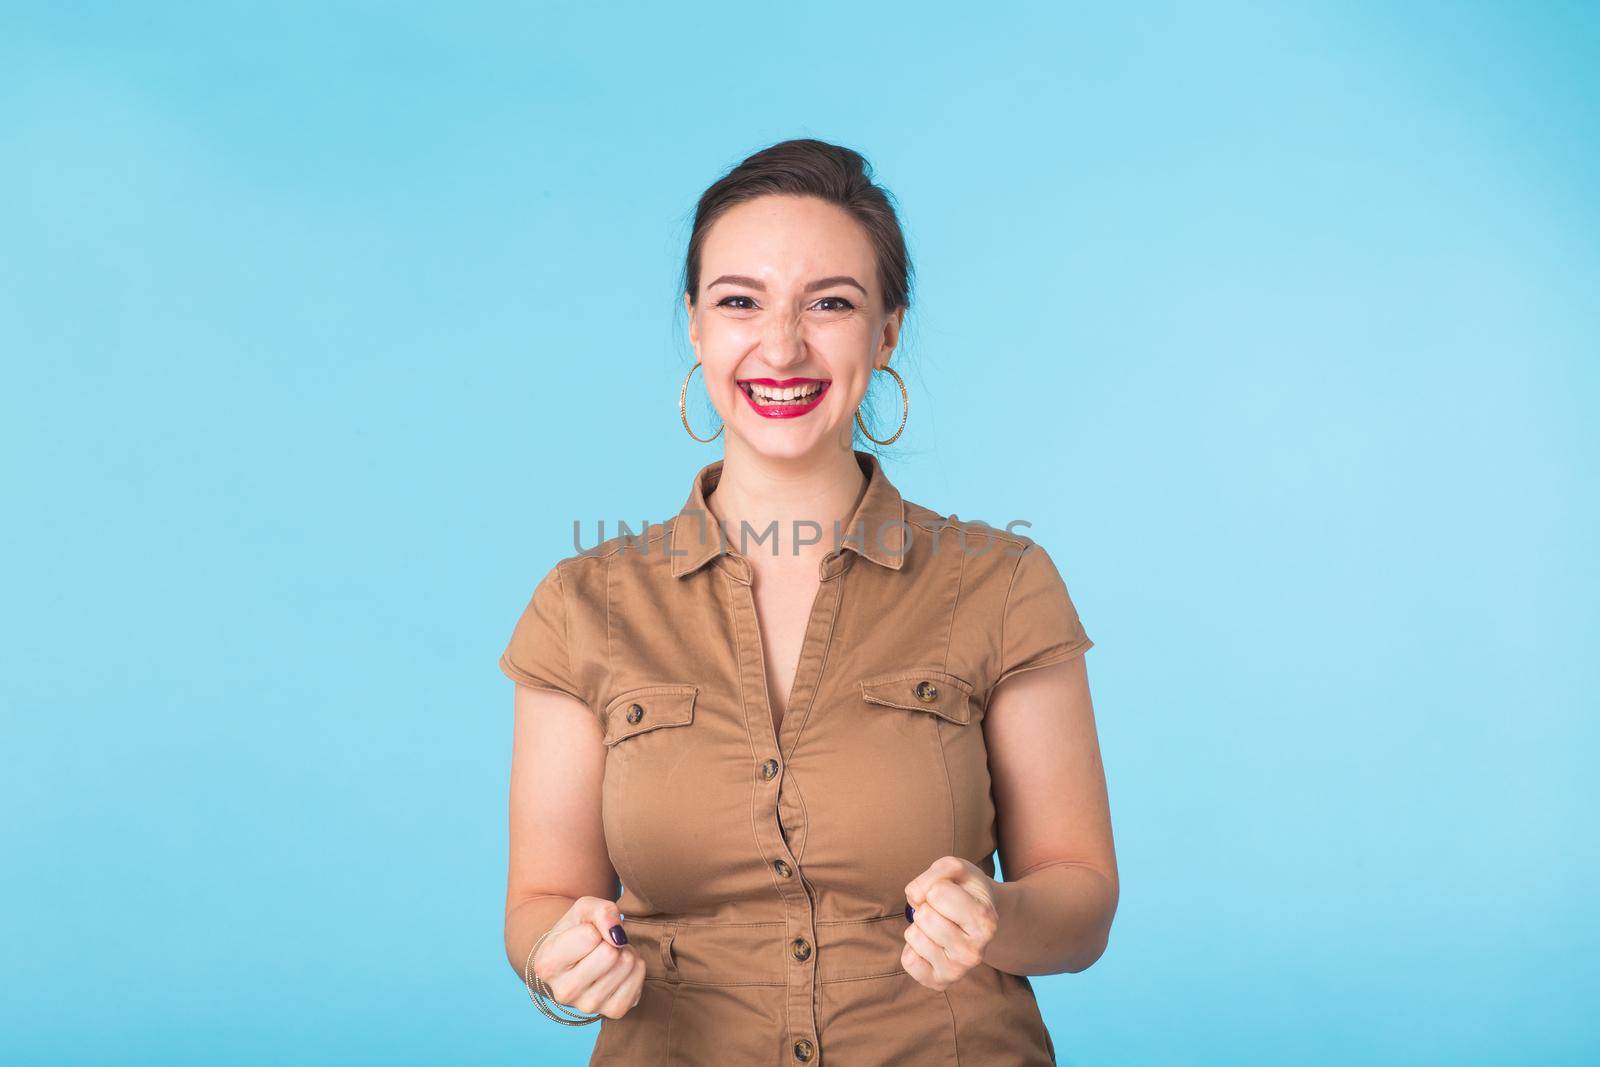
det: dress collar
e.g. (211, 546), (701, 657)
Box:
(670, 449), (908, 579)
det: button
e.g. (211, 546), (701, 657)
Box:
(625, 703), (645, 724)
(793, 1038), (815, 1061)
(914, 679), (939, 702)
(773, 859), (792, 877)
(790, 936), (811, 961)
(760, 758), (779, 780)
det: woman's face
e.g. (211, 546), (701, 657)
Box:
(685, 194), (904, 461)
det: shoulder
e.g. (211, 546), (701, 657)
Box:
(543, 519), (674, 573)
(902, 497), (1040, 582)
(534, 517), (685, 611)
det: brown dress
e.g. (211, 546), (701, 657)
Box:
(500, 450), (1094, 1066)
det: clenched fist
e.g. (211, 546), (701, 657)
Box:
(902, 856), (1001, 991)
(532, 896), (646, 1018)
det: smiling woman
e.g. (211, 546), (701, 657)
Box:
(499, 138), (1117, 1066)
(682, 186), (908, 464)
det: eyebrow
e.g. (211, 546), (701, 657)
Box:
(707, 274), (868, 297)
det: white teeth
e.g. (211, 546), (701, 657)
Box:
(749, 382), (823, 403)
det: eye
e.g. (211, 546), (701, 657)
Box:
(814, 296), (857, 312)
(714, 295), (757, 310)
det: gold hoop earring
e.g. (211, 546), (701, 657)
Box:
(679, 361), (723, 443)
(855, 365), (908, 446)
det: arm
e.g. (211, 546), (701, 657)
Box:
(981, 653), (1119, 976)
(503, 681), (618, 978)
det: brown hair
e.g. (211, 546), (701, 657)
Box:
(679, 139), (915, 450)
(681, 138), (913, 313)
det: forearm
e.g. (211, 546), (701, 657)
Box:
(983, 861), (1117, 976)
(504, 893), (580, 979)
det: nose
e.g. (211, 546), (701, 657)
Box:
(761, 313), (808, 370)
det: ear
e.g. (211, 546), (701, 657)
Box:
(684, 291), (698, 348)
(878, 305), (906, 363)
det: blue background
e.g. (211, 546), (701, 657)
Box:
(3, 2), (1596, 1064)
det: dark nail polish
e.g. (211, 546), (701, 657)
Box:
(610, 924), (628, 945)
(905, 905), (915, 922)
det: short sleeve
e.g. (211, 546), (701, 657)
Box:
(995, 542), (1094, 690)
(498, 565), (585, 702)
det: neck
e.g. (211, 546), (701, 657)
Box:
(706, 439), (868, 570)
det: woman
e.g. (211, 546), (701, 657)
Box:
(500, 138), (1118, 1065)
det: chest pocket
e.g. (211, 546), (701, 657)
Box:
(851, 668), (993, 874)
(602, 684), (699, 745)
(859, 669), (973, 724)
(599, 683), (704, 914)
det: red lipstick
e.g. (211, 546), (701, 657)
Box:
(737, 377), (830, 419)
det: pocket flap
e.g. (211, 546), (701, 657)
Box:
(603, 684), (699, 746)
(859, 669), (974, 725)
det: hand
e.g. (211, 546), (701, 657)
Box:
(902, 856), (1001, 991)
(533, 896), (646, 1018)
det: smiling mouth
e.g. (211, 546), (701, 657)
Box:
(742, 378), (826, 403)
(737, 377), (830, 418)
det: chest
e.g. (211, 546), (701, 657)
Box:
(593, 555), (998, 916)
(748, 565), (824, 732)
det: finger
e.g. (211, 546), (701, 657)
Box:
(570, 945), (639, 1015)
(536, 920), (604, 983)
(925, 879), (997, 942)
(905, 856), (967, 907)
(905, 877), (979, 939)
(909, 897), (981, 967)
(909, 858), (987, 913)
(901, 938), (939, 988)
(902, 940), (934, 991)
(905, 918), (952, 966)
(545, 933), (622, 1005)
(582, 896), (629, 950)
(538, 895), (620, 971)
(595, 951), (647, 1017)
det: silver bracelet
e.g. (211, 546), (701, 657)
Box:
(524, 927), (604, 1026)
